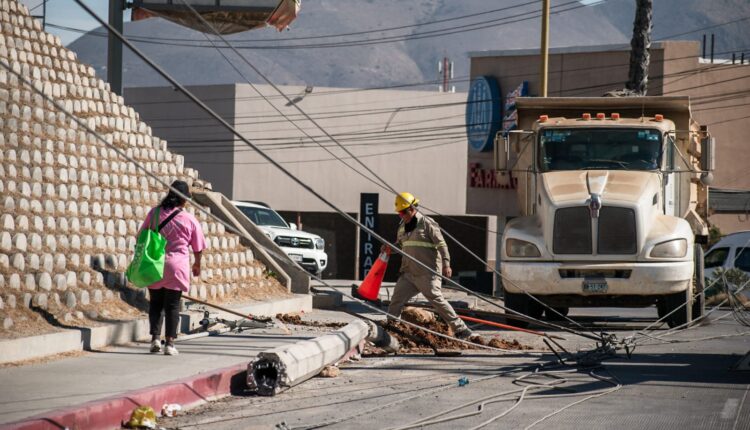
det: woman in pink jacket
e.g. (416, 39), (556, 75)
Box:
(140, 180), (206, 356)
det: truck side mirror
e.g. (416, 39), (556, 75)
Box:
(494, 132), (510, 171)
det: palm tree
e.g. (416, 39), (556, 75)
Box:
(625, 0), (653, 95)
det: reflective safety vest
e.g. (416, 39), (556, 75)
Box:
(396, 212), (450, 275)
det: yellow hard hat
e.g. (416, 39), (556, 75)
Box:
(395, 192), (419, 213)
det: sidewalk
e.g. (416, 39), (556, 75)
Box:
(0, 326), (332, 429)
(0, 291), (347, 430)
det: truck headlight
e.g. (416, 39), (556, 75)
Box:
(650, 239), (687, 258)
(315, 238), (325, 250)
(507, 238), (541, 257)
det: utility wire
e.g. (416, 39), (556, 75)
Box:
(175, 0), (604, 336)
(53, 0), (604, 50)
(65, 0), (599, 342)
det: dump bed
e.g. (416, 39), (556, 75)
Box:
(515, 96), (692, 130)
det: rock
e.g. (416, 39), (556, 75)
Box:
(22, 292), (32, 307)
(78, 290), (90, 306)
(36, 272), (52, 291)
(3, 317), (12, 330)
(0, 231), (11, 252)
(0, 296), (3, 309)
(65, 271), (76, 288)
(402, 307), (436, 324)
(105, 254), (117, 270)
(5, 295), (16, 309)
(32, 293), (48, 309)
(41, 253), (54, 272)
(63, 312), (73, 322)
(318, 366), (341, 378)
(65, 291), (76, 308)
(24, 274), (36, 291)
(92, 289), (103, 303)
(12, 233), (27, 252)
(27, 254), (39, 270)
(79, 271), (91, 286)
(104, 290), (114, 300)
(50, 292), (61, 307)
(75, 311), (84, 319)
(53, 274), (67, 291)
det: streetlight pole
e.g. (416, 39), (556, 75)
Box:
(539, 0), (550, 97)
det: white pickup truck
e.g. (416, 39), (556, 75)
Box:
(233, 201), (328, 277)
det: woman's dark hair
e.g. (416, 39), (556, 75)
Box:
(160, 180), (190, 210)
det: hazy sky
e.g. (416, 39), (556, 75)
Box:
(19, 0), (128, 46)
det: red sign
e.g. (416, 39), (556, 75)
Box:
(469, 163), (517, 189)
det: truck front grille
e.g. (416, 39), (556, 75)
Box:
(275, 236), (314, 249)
(553, 207), (592, 254)
(553, 206), (637, 255)
(598, 207), (637, 254)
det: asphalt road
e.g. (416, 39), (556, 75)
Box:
(160, 300), (750, 430)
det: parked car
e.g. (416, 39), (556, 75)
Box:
(232, 201), (328, 277)
(704, 231), (750, 279)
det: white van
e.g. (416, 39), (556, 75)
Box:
(704, 231), (750, 279)
(232, 201), (328, 277)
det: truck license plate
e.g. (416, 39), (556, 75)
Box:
(582, 279), (608, 293)
(289, 254), (303, 262)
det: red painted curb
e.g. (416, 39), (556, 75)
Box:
(2, 363), (247, 430)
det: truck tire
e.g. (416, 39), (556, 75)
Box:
(503, 290), (544, 328)
(692, 246), (706, 322)
(661, 286), (693, 329)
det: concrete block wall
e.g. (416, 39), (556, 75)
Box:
(0, 0), (288, 335)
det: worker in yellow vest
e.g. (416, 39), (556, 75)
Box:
(385, 192), (472, 339)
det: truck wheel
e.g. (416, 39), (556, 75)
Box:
(503, 290), (543, 328)
(691, 246), (706, 322)
(662, 286), (693, 328)
(545, 307), (569, 320)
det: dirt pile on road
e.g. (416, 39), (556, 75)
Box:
(275, 313), (347, 328)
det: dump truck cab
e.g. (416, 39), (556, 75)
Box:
(497, 97), (714, 328)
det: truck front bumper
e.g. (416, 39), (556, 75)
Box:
(281, 247), (328, 275)
(501, 261), (693, 296)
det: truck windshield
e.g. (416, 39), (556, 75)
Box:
(539, 128), (662, 172)
(238, 206), (289, 228)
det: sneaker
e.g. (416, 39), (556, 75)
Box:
(164, 344), (179, 356)
(454, 328), (473, 340)
(150, 340), (161, 353)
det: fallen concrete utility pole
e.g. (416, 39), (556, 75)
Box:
(247, 319), (383, 396)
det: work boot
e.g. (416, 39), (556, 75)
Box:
(164, 344), (179, 356)
(150, 339), (161, 354)
(454, 327), (473, 340)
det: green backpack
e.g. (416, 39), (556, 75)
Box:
(126, 207), (181, 288)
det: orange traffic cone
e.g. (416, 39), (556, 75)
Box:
(354, 250), (390, 301)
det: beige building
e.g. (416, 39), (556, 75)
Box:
(126, 85), (496, 279)
(126, 84), (470, 215)
(467, 41), (750, 235)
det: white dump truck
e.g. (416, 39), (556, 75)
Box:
(497, 97), (714, 328)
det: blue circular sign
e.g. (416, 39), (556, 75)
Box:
(465, 76), (501, 152)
